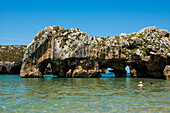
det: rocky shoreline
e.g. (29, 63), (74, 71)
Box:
(0, 61), (22, 74)
(19, 26), (170, 79)
(0, 45), (26, 74)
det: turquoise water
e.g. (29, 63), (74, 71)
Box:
(0, 75), (170, 113)
(100, 72), (130, 77)
(100, 73), (115, 78)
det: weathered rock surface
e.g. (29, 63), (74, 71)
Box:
(164, 65), (170, 80)
(0, 45), (26, 74)
(0, 61), (22, 74)
(20, 26), (170, 79)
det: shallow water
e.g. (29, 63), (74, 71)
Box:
(0, 75), (170, 113)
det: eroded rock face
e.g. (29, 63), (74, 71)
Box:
(0, 45), (26, 74)
(20, 26), (170, 79)
(0, 61), (22, 74)
(70, 66), (101, 78)
(164, 65), (170, 80)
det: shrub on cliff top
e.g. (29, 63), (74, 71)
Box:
(53, 26), (60, 31)
(97, 41), (106, 46)
(115, 36), (119, 39)
(82, 32), (87, 35)
(34, 30), (45, 40)
(103, 37), (109, 41)
(48, 30), (55, 37)
(138, 34), (145, 38)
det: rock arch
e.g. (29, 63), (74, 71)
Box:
(20, 26), (170, 79)
(38, 58), (53, 76)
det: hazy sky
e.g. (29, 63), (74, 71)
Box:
(0, 0), (170, 45)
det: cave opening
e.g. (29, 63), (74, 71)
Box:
(43, 63), (58, 78)
(38, 59), (56, 78)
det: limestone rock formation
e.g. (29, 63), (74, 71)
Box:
(164, 65), (170, 80)
(66, 66), (102, 78)
(20, 26), (170, 79)
(0, 45), (26, 74)
(0, 61), (22, 74)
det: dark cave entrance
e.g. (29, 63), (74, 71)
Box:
(38, 59), (54, 77)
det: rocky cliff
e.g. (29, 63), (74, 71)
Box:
(20, 26), (170, 79)
(0, 45), (26, 74)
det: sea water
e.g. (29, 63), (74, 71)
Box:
(0, 75), (170, 112)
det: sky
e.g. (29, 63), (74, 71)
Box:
(0, 0), (170, 45)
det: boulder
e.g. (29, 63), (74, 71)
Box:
(72, 66), (88, 77)
(164, 65), (170, 80)
(130, 68), (137, 77)
(134, 49), (142, 56)
(28, 71), (42, 78)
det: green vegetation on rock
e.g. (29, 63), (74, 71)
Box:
(34, 30), (45, 40)
(97, 41), (106, 46)
(82, 32), (87, 35)
(53, 26), (60, 31)
(30, 25), (169, 61)
(60, 36), (69, 48)
(48, 30), (55, 37)
(138, 34), (145, 38)
(130, 48), (136, 56)
(0, 45), (26, 62)
(100, 52), (105, 57)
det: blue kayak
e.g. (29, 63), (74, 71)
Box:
(100, 72), (115, 78)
